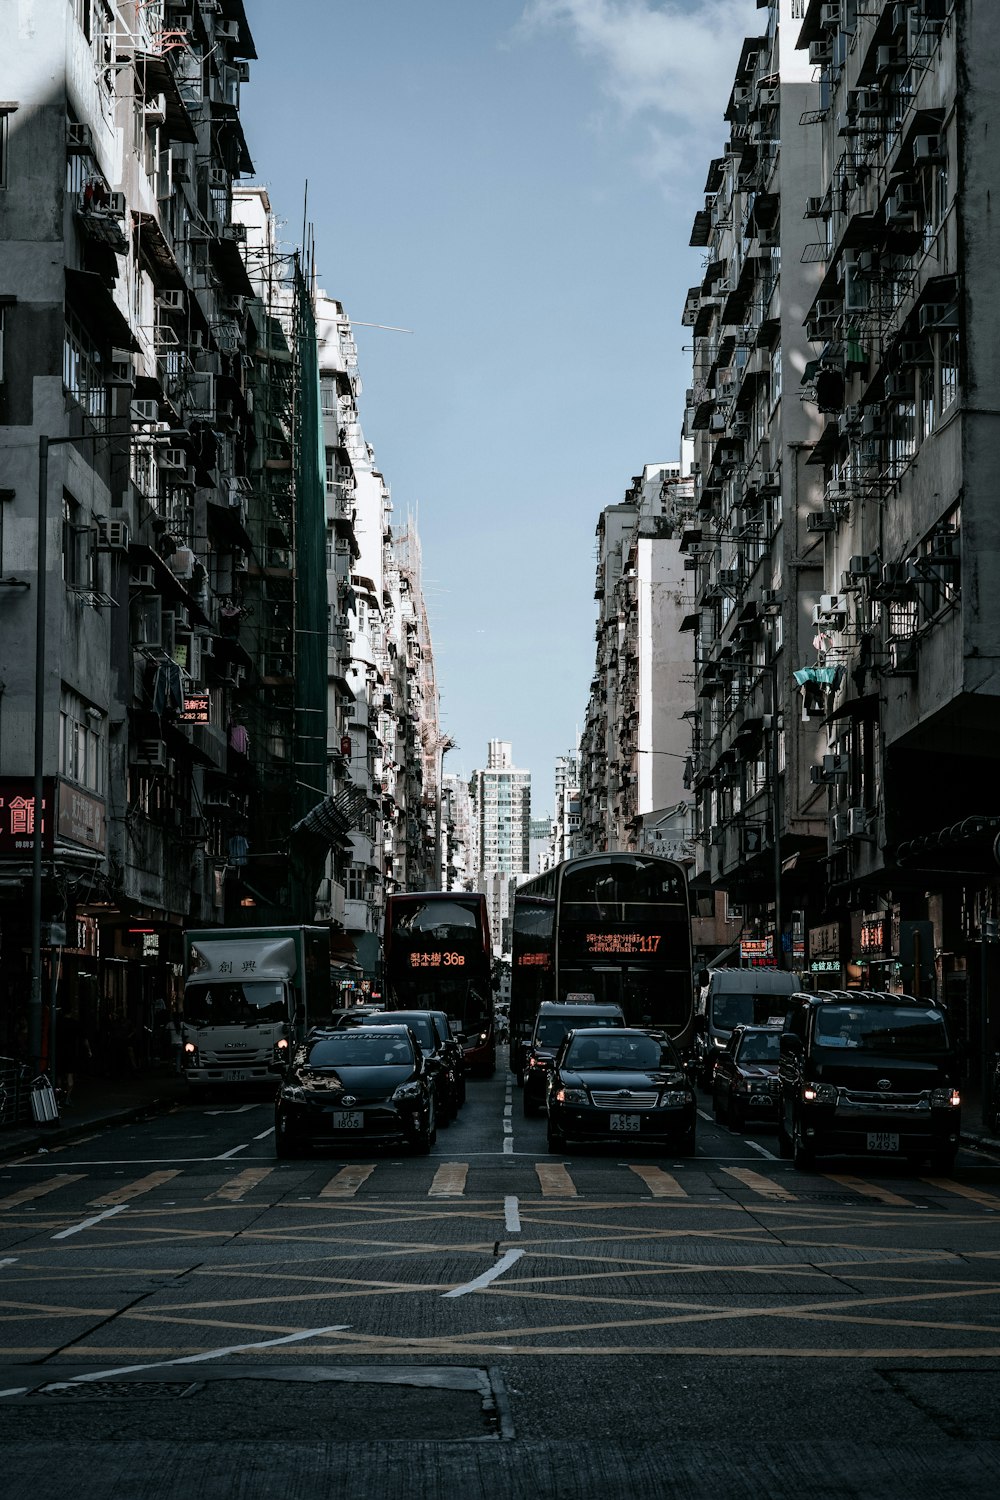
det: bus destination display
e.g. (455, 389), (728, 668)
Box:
(583, 932), (663, 956)
(407, 951), (465, 968)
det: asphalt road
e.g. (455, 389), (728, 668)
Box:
(1, 1056), (999, 1498)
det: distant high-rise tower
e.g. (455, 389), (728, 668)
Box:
(471, 740), (531, 953)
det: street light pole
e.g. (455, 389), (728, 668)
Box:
(29, 434), (51, 1072)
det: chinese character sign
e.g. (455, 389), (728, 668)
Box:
(0, 781), (54, 855)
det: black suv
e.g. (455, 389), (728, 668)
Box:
(778, 990), (961, 1171)
(522, 1002), (625, 1117)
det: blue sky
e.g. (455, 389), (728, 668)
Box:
(241, 0), (753, 812)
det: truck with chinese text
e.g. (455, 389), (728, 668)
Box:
(180, 926), (331, 1093)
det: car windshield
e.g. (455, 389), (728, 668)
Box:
(184, 982), (287, 1026)
(534, 1014), (620, 1046)
(737, 1032), (781, 1062)
(711, 991), (788, 1031)
(306, 1033), (415, 1068)
(379, 1014), (436, 1049)
(564, 1033), (676, 1071)
(815, 1005), (950, 1052)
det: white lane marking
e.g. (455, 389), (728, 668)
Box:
(216, 1143), (250, 1160)
(37, 1324), (353, 1389)
(0, 1258), (19, 1269)
(204, 1105), (257, 1115)
(504, 1195), (521, 1233)
(745, 1138), (778, 1161)
(0, 1388), (29, 1398)
(503, 1103), (512, 1119)
(502, 1137), (514, 1155)
(697, 1108), (714, 1123)
(254, 1127), (275, 1141)
(443, 1247), (524, 1299)
(502, 1119), (512, 1134)
(51, 1205), (128, 1240)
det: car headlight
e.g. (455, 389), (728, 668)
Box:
(931, 1087), (961, 1108)
(802, 1082), (836, 1105)
(553, 1087), (588, 1105)
(527, 1055), (547, 1068)
(280, 1085), (309, 1103)
(659, 1090), (691, 1108)
(392, 1081), (424, 1102)
(736, 1078), (754, 1094)
(478, 1032), (488, 1043)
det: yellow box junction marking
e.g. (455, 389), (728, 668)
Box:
(0, 1175), (85, 1209)
(824, 1174), (913, 1207)
(211, 1168), (274, 1202)
(922, 1178), (1000, 1209)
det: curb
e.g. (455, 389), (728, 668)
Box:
(0, 1092), (181, 1161)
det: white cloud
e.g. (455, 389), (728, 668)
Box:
(518, 0), (754, 182)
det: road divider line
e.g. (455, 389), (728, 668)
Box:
(629, 1165), (687, 1198)
(443, 1247), (524, 1299)
(721, 1166), (797, 1202)
(88, 1170), (180, 1207)
(535, 1162), (577, 1198)
(745, 1139), (778, 1162)
(429, 1163), (468, 1198)
(320, 1165), (376, 1198)
(504, 1195), (521, 1233)
(216, 1143), (250, 1160)
(38, 1324), (353, 1387)
(825, 1173), (913, 1207)
(922, 1177), (1000, 1209)
(210, 1167), (274, 1202)
(697, 1108), (714, 1123)
(254, 1127), (275, 1141)
(0, 1174), (85, 1209)
(52, 1205), (128, 1240)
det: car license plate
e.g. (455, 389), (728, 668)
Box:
(331, 1111), (363, 1130)
(609, 1114), (641, 1132)
(226, 1071), (250, 1082)
(867, 1131), (899, 1153)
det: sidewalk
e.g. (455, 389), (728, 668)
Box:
(0, 1065), (188, 1161)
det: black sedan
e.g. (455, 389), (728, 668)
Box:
(368, 1010), (464, 1124)
(712, 1024), (782, 1131)
(546, 1028), (696, 1154)
(274, 1025), (436, 1157)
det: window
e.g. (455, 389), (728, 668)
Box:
(62, 492), (94, 589)
(63, 309), (106, 418)
(59, 687), (104, 794)
(321, 379), (336, 416)
(0, 107), (13, 190)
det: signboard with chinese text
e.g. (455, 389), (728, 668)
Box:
(809, 922), (842, 961)
(583, 932), (663, 957)
(180, 694), (211, 724)
(408, 951), (465, 968)
(57, 779), (106, 854)
(0, 779), (54, 856)
(740, 937), (773, 960)
(860, 912), (888, 955)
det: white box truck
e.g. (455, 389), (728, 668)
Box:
(181, 926), (331, 1094)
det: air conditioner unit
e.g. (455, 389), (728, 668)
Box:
(913, 132), (945, 164)
(759, 470), (780, 491)
(919, 301), (958, 331)
(718, 444), (742, 465)
(761, 588), (781, 610)
(812, 603), (843, 628)
(877, 46), (903, 74)
(758, 86), (779, 108)
(208, 167), (228, 190)
(222, 223), (247, 243)
(156, 289), (185, 312)
(820, 1), (841, 26)
(130, 399), (160, 423)
(172, 160), (191, 184)
(821, 592), (848, 617)
(188, 328), (204, 349)
(848, 553), (879, 579)
(713, 279), (733, 297)
(804, 196), (827, 218)
(815, 298), (840, 321)
(158, 447), (188, 471)
(825, 480), (854, 504)
(861, 409), (884, 438)
(216, 18), (239, 39)
(831, 812), (852, 845)
(145, 94), (167, 125)
(67, 122), (94, 153)
(96, 518), (129, 551)
(884, 371), (912, 401)
(734, 86), (752, 106)
(106, 191), (127, 218)
(855, 88), (885, 117)
(847, 807), (869, 836)
(108, 356), (135, 388)
(172, 603), (190, 629)
(236, 61), (251, 83)
(135, 741), (168, 768)
(717, 569), (741, 587)
(887, 638), (918, 676)
(886, 186), (921, 223)
(809, 39), (833, 64)
(807, 511), (837, 533)
(898, 338), (934, 366)
(133, 564), (157, 590)
(823, 753), (849, 777)
(203, 790), (231, 809)
(708, 412), (727, 432)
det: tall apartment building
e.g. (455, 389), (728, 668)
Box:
(552, 747), (582, 865)
(683, 0), (999, 1083)
(441, 771), (474, 891)
(579, 464), (695, 854)
(470, 739), (530, 954)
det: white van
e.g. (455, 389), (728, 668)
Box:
(695, 967), (801, 1087)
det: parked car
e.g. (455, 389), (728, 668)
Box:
(522, 1001), (625, 1116)
(372, 1009), (463, 1123)
(712, 1024), (782, 1130)
(777, 989), (962, 1171)
(274, 1024), (436, 1157)
(546, 1026), (696, 1154)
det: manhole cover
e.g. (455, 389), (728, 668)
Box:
(34, 1381), (201, 1399)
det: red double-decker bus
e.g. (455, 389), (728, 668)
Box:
(383, 891), (496, 1075)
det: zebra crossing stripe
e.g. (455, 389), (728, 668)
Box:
(88, 1170), (180, 1207)
(629, 1164), (687, 1198)
(210, 1168), (274, 1202)
(824, 1174), (913, 1207)
(721, 1166), (797, 1201)
(535, 1162), (577, 1197)
(0, 1175), (85, 1209)
(319, 1165), (376, 1198)
(429, 1163), (468, 1197)
(922, 1177), (1000, 1209)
